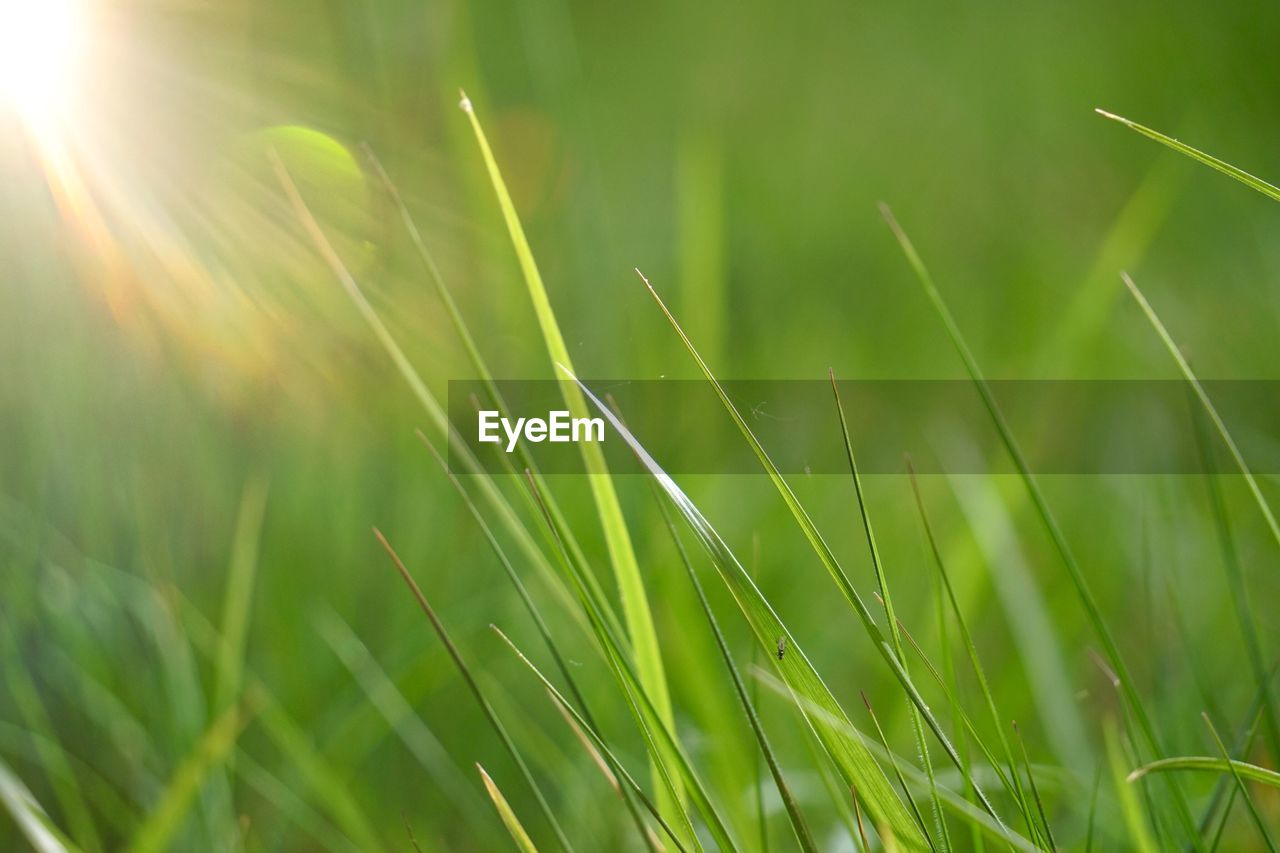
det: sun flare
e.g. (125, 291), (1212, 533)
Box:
(0, 0), (87, 129)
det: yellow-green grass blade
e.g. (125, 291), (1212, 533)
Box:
(633, 271), (1001, 835)
(1105, 722), (1157, 853)
(493, 626), (690, 853)
(752, 669), (1039, 853)
(566, 368), (931, 851)
(459, 95), (677, 813)
(364, 149), (613, 643)
(1096, 109), (1280, 203)
(655, 494), (819, 853)
(521, 472), (732, 851)
(881, 206), (1201, 846)
(378, 529), (575, 852)
(128, 697), (257, 853)
(0, 757), (80, 853)
(478, 764), (541, 853)
(1200, 713), (1277, 852)
(214, 477), (268, 717)
(1130, 756), (1280, 788)
(270, 150), (586, 637)
(831, 373), (947, 850)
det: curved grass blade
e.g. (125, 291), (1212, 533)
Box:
(832, 373), (947, 850)
(459, 96), (677, 815)
(564, 364), (932, 851)
(1130, 756), (1280, 789)
(881, 206), (1200, 846)
(478, 764), (540, 853)
(376, 529), (574, 852)
(1095, 110), (1280, 203)
(655, 496), (819, 852)
(1200, 713), (1276, 852)
(634, 271), (1000, 837)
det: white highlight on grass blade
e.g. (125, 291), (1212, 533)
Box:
(0, 757), (71, 853)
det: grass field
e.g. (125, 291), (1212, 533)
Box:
(3, 1), (1280, 850)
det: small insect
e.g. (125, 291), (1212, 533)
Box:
(776, 636), (787, 660)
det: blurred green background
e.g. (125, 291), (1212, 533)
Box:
(3, 0), (1280, 849)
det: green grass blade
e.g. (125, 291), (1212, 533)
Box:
(655, 495), (819, 853)
(1105, 721), (1157, 853)
(128, 698), (256, 853)
(492, 626), (690, 853)
(377, 528), (575, 852)
(633, 271), (1001, 836)
(832, 373), (947, 850)
(881, 206), (1201, 845)
(1096, 109), (1280, 203)
(566, 366), (933, 851)
(1124, 272), (1280, 558)
(1130, 756), (1280, 788)
(0, 757), (79, 853)
(270, 149), (582, 637)
(1012, 722), (1055, 851)
(520, 472), (733, 851)
(478, 764), (540, 853)
(1200, 713), (1276, 852)
(214, 477), (268, 716)
(458, 96), (677, 817)
(860, 692), (936, 850)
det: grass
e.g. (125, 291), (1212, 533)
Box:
(6, 43), (1280, 853)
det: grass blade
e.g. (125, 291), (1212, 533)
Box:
(478, 764), (540, 853)
(1096, 109), (1280, 203)
(655, 494), (819, 852)
(1200, 713), (1276, 852)
(565, 364), (934, 851)
(634, 270), (1000, 838)
(832, 373), (948, 850)
(1130, 756), (1280, 789)
(1105, 721), (1156, 853)
(881, 206), (1200, 845)
(0, 757), (79, 853)
(376, 528), (574, 852)
(458, 95), (677, 817)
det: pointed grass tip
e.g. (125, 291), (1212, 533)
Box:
(459, 89), (473, 113)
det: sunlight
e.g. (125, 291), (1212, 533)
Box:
(0, 0), (87, 130)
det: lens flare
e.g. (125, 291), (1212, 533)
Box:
(0, 0), (86, 129)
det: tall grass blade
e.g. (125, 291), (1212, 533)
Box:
(377, 528), (575, 852)
(1200, 713), (1276, 852)
(1095, 110), (1280, 203)
(1123, 273), (1280, 558)
(520, 471), (733, 851)
(458, 96), (677, 815)
(881, 206), (1200, 844)
(563, 363), (934, 851)
(634, 270), (999, 835)
(478, 764), (540, 853)
(1104, 721), (1156, 853)
(1012, 721), (1055, 851)
(1130, 756), (1280, 788)
(491, 626), (689, 853)
(832, 373), (947, 850)
(654, 496), (819, 852)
